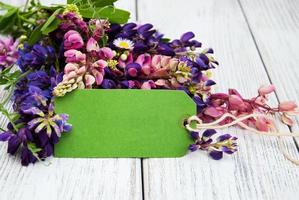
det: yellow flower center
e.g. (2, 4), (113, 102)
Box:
(119, 41), (130, 49)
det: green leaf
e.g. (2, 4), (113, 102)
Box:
(0, 2), (15, 10)
(161, 38), (171, 43)
(28, 142), (42, 154)
(28, 24), (43, 45)
(79, 6), (130, 24)
(41, 8), (62, 35)
(0, 8), (18, 34)
(68, 0), (117, 7)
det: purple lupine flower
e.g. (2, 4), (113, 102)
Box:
(0, 36), (19, 69)
(188, 144), (198, 152)
(193, 96), (208, 112)
(21, 146), (38, 166)
(209, 150), (223, 160)
(125, 63), (142, 78)
(188, 129), (237, 160)
(170, 32), (202, 52)
(101, 79), (117, 89)
(17, 44), (56, 72)
(25, 103), (72, 138)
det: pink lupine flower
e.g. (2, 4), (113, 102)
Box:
(136, 54), (152, 75)
(278, 101), (297, 112)
(90, 60), (107, 85)
(86, 37), (100, 52)
(204, 107), (224, 118)
(64, 30), (84, 50)
(0, 36), (19, 68)
(152, 55), (162, 69)
(98, 47), (115, 60)
(64, 63), (79, 74)
(228, 95), (245, 110)
(258, 84), (275, 96)
(64, 49), (86, 63)
(141, 80), (156, 89)
(84, 74), (96, 88)
(255, 117), (272, 132)
(89, 19), (110, 40)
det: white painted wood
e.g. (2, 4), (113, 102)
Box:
(138, 0), (299, 199)
(0, 1), (142, 200)
(239, 0), (299, 143)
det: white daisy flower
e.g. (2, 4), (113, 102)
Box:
(113, 38), (134, 50)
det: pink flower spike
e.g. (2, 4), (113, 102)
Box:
(258, 84), (275, 96)
(136, 54), (152, 75)
(152, 55), (162, 69)
(64, 30), (84, 50)
(161, 56), (171, 67)
(77, 66), (86, 75)
(85, 74), (95, 88)
(64, 63), (79, 74)
(86, 37), (100, 52)
(64, 50), (86, 63)
(278, 101), (297, 112)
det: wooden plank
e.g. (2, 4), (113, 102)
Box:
(0, 1), (142, 200)
(239, 0), (299, 144)
(138, 0), (299, 199)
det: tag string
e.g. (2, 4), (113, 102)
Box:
(185, 113), (299, 165)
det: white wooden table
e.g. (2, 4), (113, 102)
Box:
(1, 0), (299, 199)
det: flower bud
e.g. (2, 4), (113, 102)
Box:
(279, 101), (297, 112)
(258, 84), (275, 96)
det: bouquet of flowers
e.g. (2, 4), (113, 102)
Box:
(0, 0), (298, 166)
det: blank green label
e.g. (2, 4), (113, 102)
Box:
(54, 89), (196, 158)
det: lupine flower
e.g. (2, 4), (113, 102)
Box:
(64, 30), (84, 50)
(58, 11), (88, 37)
(89, 19), (110, 40)
(188, 129), (238, 160)
(17, 44), (55, 72)
(25, 103), (72, 137)
(258, 84), (275, 96)
(125, 63), (142, 78)
(86, 37), (100, 52)
(64, 49), (86, 63)
(0, 128), (38, 166)
(278, 101), (297, 112)
(0, 35), (19, 69)
(170, 32), (201, 52)
(53, 63), (86, 96)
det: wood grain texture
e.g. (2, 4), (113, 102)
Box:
(138, 0), (299, 199)
(0, 1), (142, 200)
(239, 0), (299, 143)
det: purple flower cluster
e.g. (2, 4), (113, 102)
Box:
(188, 129), (238, 160)
(0, 67), (71, 166)
(17, 44), (56, 72)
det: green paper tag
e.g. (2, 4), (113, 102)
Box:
(54, 89), (196, 158)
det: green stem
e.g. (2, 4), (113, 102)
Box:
(23, 0), (30, 12)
